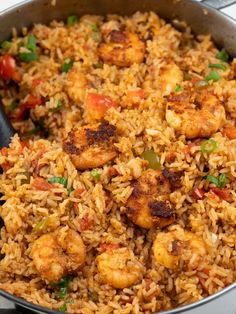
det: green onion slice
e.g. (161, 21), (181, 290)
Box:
(90, 169), (101, 180)
(206, 175), (219, 186)
(62, 57), (74, 73)
(90, 23), (98, 32)
(49, 100), (63, 113)
(205, 70), (220, 82)
(26, 34), (37, 52)
(208, 63), (226, 71)
(59, 304), (67, 312)
(67, 15), (78, 26)
(216, 50), (229, 62)
(19, 34), (38, 62)
(218, 173), (227, 188)
(19, 51), (38, 62)
(47, 176), (68, 188)
(174, 84), (182, 92)
(200, 139), (217, 154)
(1, 40), (12, 49)
(141, 149), (161, 170)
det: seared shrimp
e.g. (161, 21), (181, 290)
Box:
(32, 228), (86, 282)
(161, 63), (183, 94)
(96, 247), (143, 288)
(126, 169), (176, 229)
(65, 65), (88, 103)
(63, 120), (117, 170)
(98, 30), (146, 67)
(153, 229), (206, 270)
(166, 90), (225, 139)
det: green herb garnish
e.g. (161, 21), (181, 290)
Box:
(174, 84), (182, 92)
(141, 149), (161, 170)
(59, 303), (67, 312)
(216, 50), (229, 62)
(47, 176), (68, 188)
(19, 34), (38, 62)
(206, 173), (228, 188)
(90, 169), (101, 180)
(62, 58), (74, 73)
(1, 40), (12, 49)
(205, 70), (220, 82)
(208, 63), (226, 71)
(67, 15), (78, 26)
(200, 139), (217, 154)
(49, 100), (63, 113)
(90, 23), (98, 32)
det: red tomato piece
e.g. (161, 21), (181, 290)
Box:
(0, 55), (16, 80)
(80, 213), (94, 231)
(85, 93), (117, 120)
(16, 95), (42, 121)
(32, 177), (53, 191)
(211, 187), (230, 200)
(193, 188), (205, 199)
(32, 79), (44, 88)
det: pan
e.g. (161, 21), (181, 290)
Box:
(0, 0), (236, 313)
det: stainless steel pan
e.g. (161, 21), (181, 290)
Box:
(0, 0), (236, 313)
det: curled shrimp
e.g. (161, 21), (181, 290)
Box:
(126, 169), (178, 229)
(32, 228), (86, 282)
(166, 89), (225, 139)
(63, 120), (117, 170)
(96, 247), (143, 288)
(153, 229), (206, 270)
(98, 30), (146, 67)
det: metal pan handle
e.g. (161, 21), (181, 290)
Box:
(0, 105), (15, 149)
(203, 0), (236, 10)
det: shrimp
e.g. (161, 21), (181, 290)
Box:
(160, 63), (183, 94)
(98, 30), (146, 67)
(126, 169), (177, 229)
(96, 247), (143, 288)
(65, 65), (88, 103)
(166, 89), (225, 139)
(153, 229), (206, 270)
(32, 228), (86, 282)
(63, 120), (117, 170)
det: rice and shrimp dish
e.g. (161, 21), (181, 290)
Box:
(0, 11), (236, 314)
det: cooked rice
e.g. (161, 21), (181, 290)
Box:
(0, 11), (236, 313)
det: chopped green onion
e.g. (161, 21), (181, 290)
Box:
(141, 149), (161, 170)
(49, 100), (63, 113)
(19, 51), (38, 62)
(26, 34), (37, 52)
(1, 40), (12, 49)
(47, 176), (68, 188)
(19, 34), (38, 62)
(216, 50), (229, 62)
(56, 276), (72, 299)
(208, 63), (226, 71)
(62, 57), (74, 73)
(200, 139), (217, 154)
(174, 84), (182, 92)
(8, 101), (19, 112)
(206, 175), (219, 186)
(206, 173), (228, 188)
(90, 169), (101, 180)
(59, 303), (67, 312)
(67, 15), (78, 26)
(205, 70), (220, 82)
(195, 80), (209, 88)
(218, 173), (227, 188)
(90, 23), (98, 32)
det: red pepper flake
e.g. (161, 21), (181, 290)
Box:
(80, 213), (94, 231)
(32, 177), (53, 191)
(100, 243), (120, 251)
(193, 188), (205, 199)
(211, 187), (230, 200)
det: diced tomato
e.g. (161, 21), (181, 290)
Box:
(126, 89), (145, 105)
(1, 162), (10, 171)
(32, 79), (44, 88)
(0, 147), (8, 157)
(80, 213), (93, 231)
(20, 141), (30, 149)
(222, 125), (236, 140)
(85, 93), (117, 120)
(0, 55), (15, 80)
(16, 95), (43, 121)
(100, 243), (120, 251)
(211, 187), (230, 200)
(193, 188), (205, 199)
(32, 177), (53, 191)
(75, 187), (86, 196)
(31, 149), (46, 175)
